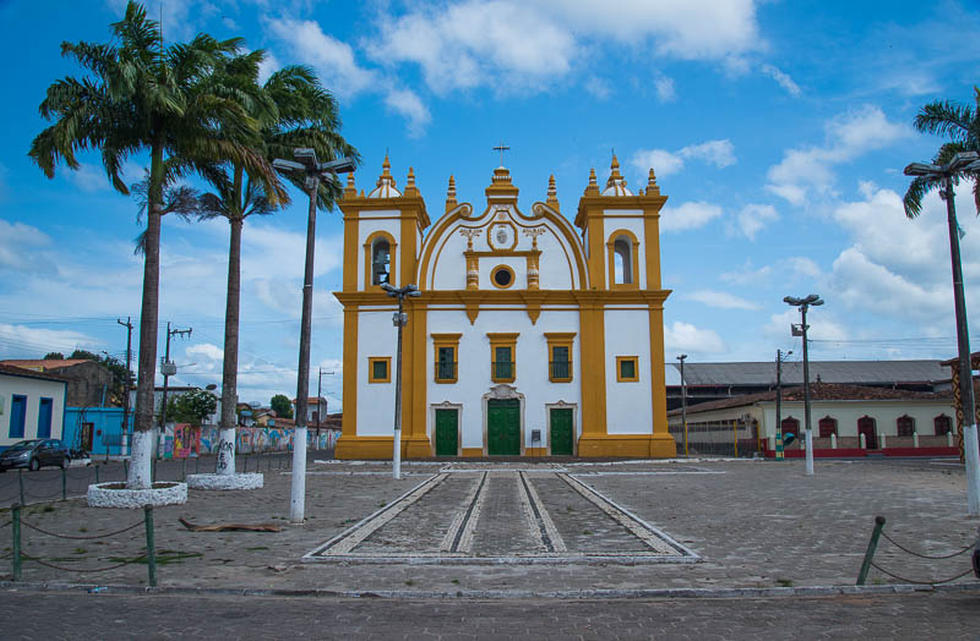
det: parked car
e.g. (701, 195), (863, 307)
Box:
(0, 439), (71, 472)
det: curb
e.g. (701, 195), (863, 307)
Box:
(1, 580), (978, 601)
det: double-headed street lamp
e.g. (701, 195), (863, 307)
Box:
(905, 151), (980, 515)
(273, 148), (355, 523)
(676, 354), (688, 456)
(784, 294), (823, 476)
(381, 282), (422, 480)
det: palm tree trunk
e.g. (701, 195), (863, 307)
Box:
(217, 213), (243, 475)
(128, 140), (165, 489)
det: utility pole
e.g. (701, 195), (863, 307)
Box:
(382, 282), (422, 479)
(316, 367), (323, 447)
(775, 349), (791, 461)
(785, 295), (823, 476)
(158, 322), (192, 460)
(117, 317), (134, 455)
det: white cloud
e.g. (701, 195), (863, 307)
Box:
(664, 321), (726, 355)
(265, 17), (376, 99)
(367, 1), (575, 94)
(186, 343), (224, 362)
(632, 139), (735, 177)
(0, 323), (97, 360)
(584, 77), (612, 100)
(654, 73), (676, 102)
(686, 290), (760, 310)
(766, 105), (909, 204)
(760, 63), (801, 96)
(785, 257), (821, 279)
(721, 261), (771, 285)
(69, 163), (110, 193)
(257, 51), (281, 85)
(764, 309), (847, 344)
(383, 88), (432, 137)
(731, 203), (778, 240)
(0, 219), (51, 270)
(659, 201), (723, 232)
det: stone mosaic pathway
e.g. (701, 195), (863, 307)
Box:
(305, 466), (699, 565)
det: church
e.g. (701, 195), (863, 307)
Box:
(333, 154), (676, 459)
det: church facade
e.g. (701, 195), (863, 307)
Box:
(334, 155), (676, 459)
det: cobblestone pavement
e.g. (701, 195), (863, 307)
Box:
(1, 588), (978, 640)
(0, 456), (978, 596)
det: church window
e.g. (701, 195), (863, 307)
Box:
(491, 264), (515, 289)
(607, 230), (640, 289)
(781, 417), (800, 437)
(896, 415), (915, 437)
(614, 238), (631, 284)
(545, 332), (575, 383)
(488, 333), (519, 383)
(368, 357), (391, 383)
(432, 333), (461, 384)
(372, 239), (391, 285)
(616, 356), (639, 382)
(934, 414), (952, 436)
(818, 416), (837, 438)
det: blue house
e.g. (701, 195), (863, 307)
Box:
(63, 407), (133, 457)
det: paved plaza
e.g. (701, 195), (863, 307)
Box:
(0, 455), (978, 638)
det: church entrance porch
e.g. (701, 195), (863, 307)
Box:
(487, 399), (520, 455)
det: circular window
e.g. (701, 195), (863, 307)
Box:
(491, 265), (515, 289)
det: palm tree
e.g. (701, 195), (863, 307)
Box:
(903, 86), (980, 218)
(196, 53), (358, 475)
(29, 1), (272, 488)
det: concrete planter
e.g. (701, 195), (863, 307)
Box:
(185, 473), (264, 491)
(86, 481), (188, 508)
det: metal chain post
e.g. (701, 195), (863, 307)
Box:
(17, 471), (24, 506)
(61, 468), (66, 500)
(857, 515), (886, 585)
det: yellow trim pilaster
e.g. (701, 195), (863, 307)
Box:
(648, 306), (675, 457)
(335, 307), (359, 459)
(405, 300), (430, 457)
(578, 299), (606, 438)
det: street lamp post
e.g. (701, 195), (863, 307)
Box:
(905, 151), (980, 515)
(784, 294), (823, 476)
(677, 354), (688, 456)
(381, 282), (422, 480)
(272, 149), (355, 523)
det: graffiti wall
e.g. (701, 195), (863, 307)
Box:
(196, 425), (339, 455)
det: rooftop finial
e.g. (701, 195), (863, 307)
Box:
(405, 166), (418, 195)
(446, 175), (457, 212)
(585, 168), (599, 195)
(646, 167), (660, 195)
(368, 154), (401, 198)
(343, 172), (357, 198)
(546, 174), (559, 212)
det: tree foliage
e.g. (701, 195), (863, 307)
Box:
(904, 86), (980, 218)
(270, 394), (293, 419)
(165, 389), (217, 427)
(44, 352), (65, 360)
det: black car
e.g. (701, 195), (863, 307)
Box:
(0, 439), (71, 471)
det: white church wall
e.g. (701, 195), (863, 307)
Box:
(356, 308), (399, 436)
(534, 225), (577, 290)
(604, 307), (653, 434)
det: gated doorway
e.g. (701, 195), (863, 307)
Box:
(548, 406), (574, 455)
(858, 416), (878, 449)
(487, 398), (520, 455)
(434, 407), (459, 456)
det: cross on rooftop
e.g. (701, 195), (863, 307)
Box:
(493, 142), (510, 167)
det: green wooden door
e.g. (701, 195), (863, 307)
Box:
(487, 399), (520, 455)
(550, 408), (573, 456)
(435, 409), (459, 456)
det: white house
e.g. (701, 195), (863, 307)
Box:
(0, 363), (67, 448)
(667, 383), (957, 457)
(335, 155), (675, 459)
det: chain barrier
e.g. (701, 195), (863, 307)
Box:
(880, 530), (974, 560)
(19, 550), (146, 574)
(857, 515), (977, 586)
(20, 518), (144, 540)
(8, 504), (157, 586)
(0, 519), (11, 529)
(869, 561), (975, 586)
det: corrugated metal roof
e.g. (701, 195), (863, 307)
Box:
(664, 360), (949, 387)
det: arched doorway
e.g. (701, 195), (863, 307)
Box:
(858, 416), (878, 449)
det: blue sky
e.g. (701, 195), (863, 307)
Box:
(1, 0), (979, 409)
